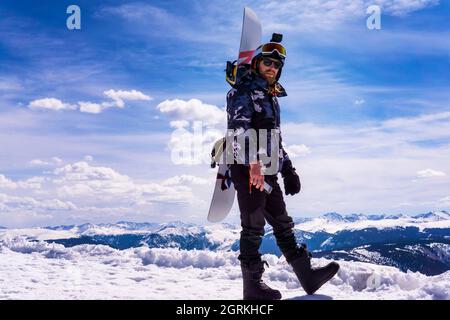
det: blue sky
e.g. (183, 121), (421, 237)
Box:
(0, 0), (449, 227)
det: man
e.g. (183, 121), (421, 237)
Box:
(226, 39), (340, 300)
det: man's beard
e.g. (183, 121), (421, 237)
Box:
(263, 72), (277, 84)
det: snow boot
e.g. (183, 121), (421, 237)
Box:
(241, 260), (282, 300)
(287, 244), (340, 295)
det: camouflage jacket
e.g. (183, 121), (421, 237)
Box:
(226, 72), (290, 175)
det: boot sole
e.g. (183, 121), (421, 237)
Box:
(243, 294), (282, 300)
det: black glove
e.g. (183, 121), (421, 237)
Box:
(281, 160), (301, 196)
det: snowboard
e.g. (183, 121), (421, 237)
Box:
(207, 7), (262, 223)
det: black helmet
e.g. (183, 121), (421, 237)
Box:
(251, 34), (286, 81)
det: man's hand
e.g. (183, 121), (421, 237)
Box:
(249, 161), (265, 192)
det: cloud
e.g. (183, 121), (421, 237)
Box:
(78, 101), (103, 114)
(170, 120), (190, 129)
(382, 0), (440, 16)
(29, 157), (62, 167)
(381, 111), (450, 129)
(256, 0), (440, 32)
(53, 161), (130, 183)
(17, 177), (45, 190)
(28, 98), (77, 111)
(439, 196), (450, 205)
(280, 110), (450, 215)
(161, 175), (209, 186)
(1, 106), (450, 226)
(52, 161), (199, 207)
(168, 124), (223, 166)
(0, 193), (76, 212)
(284, 144), (312, 158)
(104, 89), (152, 108)
(417, 169), (446, 178)
(28, 90), (152, 114)
(156, 99), (225, 166)
(96, 2), (234, 46)
(156, 99), (226, 127)
(98, 3), (174, 24)
(0, 76), (22, 91)
(354, 99), (365, 105)
(1, 158), (210, 226)
(0, 175), (17, 189)
(0, 174), (44, 190)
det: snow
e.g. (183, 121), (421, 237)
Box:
(0, 228), (77, 241)
(0, 236), (448, 300)
(75, 225), (150, 236)
(294, 211), (450, 233)
(203, 224), (240, 249)
(0, 226), (147, 242)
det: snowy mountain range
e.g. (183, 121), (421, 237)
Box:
(0, 211), (449, 300)
(1, 211), (449, 276)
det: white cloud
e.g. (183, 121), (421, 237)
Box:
(29, 159), (50, 166)
(3, 103), (450, 225)
(0, 175), (43, 190)
(53, 161), (130, 183)
(381, 111), (450, 129)
(439, 196), (450, 205)
(104, 89), (152, 108)
(161, 175), (209, 186)
(78, 101), (103, 114)
(417, 169), (446, 178)
(51, 161), (199, 208)
(28, 98), (76, 111)
(156, 99), (225, 166)
(170, 120), (190, 129)
(0, 193), (76, 211)
(168, 124), (223, 166)
(154, 98), (226, 166)
(1, 158), (208, 226)
(28, 89), (152, 114)
(284, 144), (311, 158)
(84, 155), (94, 162)
(280, 110), (450, 215)
(256, 0), (440, 32)
(354, 99), (365, 105)
(17, 177), (45, 190)
(382, 0), (440, 16)
(52, 157), (63, 164)
(29, 157), (63, 167)
(156, 99), (226, 127)
(79, 89), (152, 113)
(0, 175), (17, 189)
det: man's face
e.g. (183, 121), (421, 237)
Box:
(258, 57), (281, 83)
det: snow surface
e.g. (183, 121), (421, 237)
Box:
(0, 228), (78, 241)
(293, 211), (450, 233)
(0, 223), (165, 241)
(0, 236), (448, 300)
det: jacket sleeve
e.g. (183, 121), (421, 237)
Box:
(226, 88), (258, 165)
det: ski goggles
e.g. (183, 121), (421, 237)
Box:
(262, 58), (282, 69)
(261, 42), (286, 58)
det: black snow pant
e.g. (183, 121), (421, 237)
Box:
(230, 164), (298, 263)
